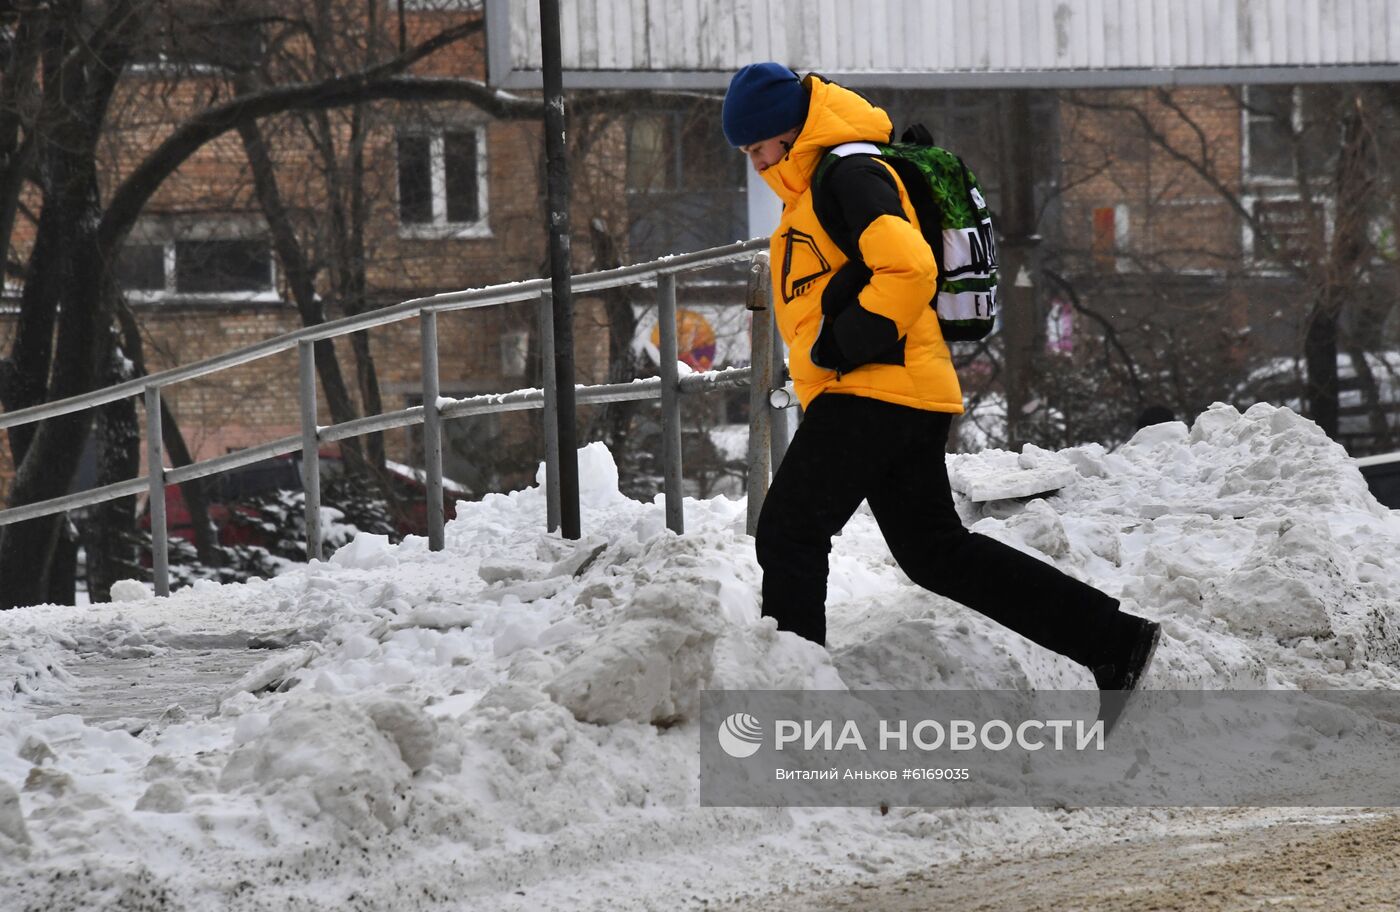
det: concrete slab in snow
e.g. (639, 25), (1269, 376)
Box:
(949, 463), (1078, 503)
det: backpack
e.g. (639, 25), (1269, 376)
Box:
(813, 125), (999, 342)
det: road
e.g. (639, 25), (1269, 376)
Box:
(727, 809), (1400, 911)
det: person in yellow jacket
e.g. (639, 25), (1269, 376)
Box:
(725, 63), (1160, 722)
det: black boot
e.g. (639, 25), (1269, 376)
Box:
(1092, 616), (1162, 735)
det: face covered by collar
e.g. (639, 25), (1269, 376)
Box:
(759, 75), (895, 206)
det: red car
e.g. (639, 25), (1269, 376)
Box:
(142, 452), (466, 548)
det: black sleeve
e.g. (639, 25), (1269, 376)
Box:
(810, 155), (907, 373)
(815, 154), (908, 258)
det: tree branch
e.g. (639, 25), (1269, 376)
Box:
(1041, 267), (1145, 407)
(1062, 90), (1301, 280)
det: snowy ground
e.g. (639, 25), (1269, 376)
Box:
(2, 401), (1399, 910)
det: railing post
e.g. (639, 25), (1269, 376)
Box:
(144, 386), (170, 597)
(744, 254), (773, 536)
(298, 340), (322, 562)
(769, 305), (794, 472)
(657, 271), (684, 534)
(420, 309), (446, 551)
(538, 290), (561, 533)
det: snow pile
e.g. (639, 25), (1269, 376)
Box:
(0, 630), (74, 704)
(219, 695), (446, 835)
(940, 403), (1400, 687)
(328, 533), (399, 571)
(0, 402), (1397, 910)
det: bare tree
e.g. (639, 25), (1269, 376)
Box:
(0, 1), (510, 607)
(1056, 85), (1396, 447)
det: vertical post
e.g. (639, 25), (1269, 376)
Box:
(745, 255), (773, 536)
(538, 290), (562, 532)
(539, 0), (581, 539)
(144, 386), (170, 598)
(298, 340), (323, 562)
(657, 271), (684, 534)
(769, 305), (793, 472)
(997, 89), (1041, 451)
(420, 310), (446, 551)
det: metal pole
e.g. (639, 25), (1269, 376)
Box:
(298, 340), (322, 562)
(144, 386), (170, 597)
(420, 310), (446, 551)
(769, 300), (793, 472)
(744, 255), (773, 537)
(657, 272), (684, 534)
(539, 291), (561, 532)
(997, 89), (1041, 451)
(539, 0), (580, 539)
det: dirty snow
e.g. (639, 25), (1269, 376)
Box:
(1, 404), (1398, 910)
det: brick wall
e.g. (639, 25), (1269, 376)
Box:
(1058, 87), (1245, 274)
(135, 292), (608, 454)
(1049, 85), (1313, 419)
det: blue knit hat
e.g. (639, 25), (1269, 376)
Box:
(722, 63), (806, 147)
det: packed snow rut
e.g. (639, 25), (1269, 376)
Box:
(38, 647), (274, 727)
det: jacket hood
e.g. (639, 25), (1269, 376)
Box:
(761, 75), (893, 205)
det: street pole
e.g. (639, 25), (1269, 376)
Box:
(997, 90), (1041, 452)
(539, 0), (580, 539)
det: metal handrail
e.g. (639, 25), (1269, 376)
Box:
(0, 239), (786, 598)
(0, 238), (767, 431)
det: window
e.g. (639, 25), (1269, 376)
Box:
(116, 237), (276, 301)
(1248, 198), (1327, 269)
(1243, 86), (1296, 182)
(396, 128), (489, 238)
(129, 2), (266, 73)
(625, 110), (746, 262)
(114, 244), (167, 292)
(627, 110), (744, 194)
(176, 240), (273, 294)
(1241, 85), (1346, 271)
(1243, 85), (1341, 185)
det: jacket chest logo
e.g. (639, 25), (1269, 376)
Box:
(780, 228), (831, 303)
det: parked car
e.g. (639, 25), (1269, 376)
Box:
(1238, 353), (1400, 455)
(141, 452), (468, 549)
(1357, 451), (1400, 510)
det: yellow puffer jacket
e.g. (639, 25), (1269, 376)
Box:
(763, 75), (963, 414)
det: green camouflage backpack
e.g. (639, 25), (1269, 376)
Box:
(814, 125), (999, 342)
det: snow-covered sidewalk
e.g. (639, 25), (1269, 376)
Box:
(2, 402), (1398, 911)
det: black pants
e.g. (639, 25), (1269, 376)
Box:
(755, 394), (1127, 667)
